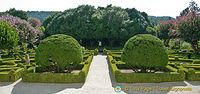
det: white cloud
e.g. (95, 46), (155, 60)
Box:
(0, 0), (200, 17)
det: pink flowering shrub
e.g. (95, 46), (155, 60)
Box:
(169, 11), (200, 53)
(158, 20), (175, 46)
(0, 15), (43, 44)
(28, 18), (41, 28)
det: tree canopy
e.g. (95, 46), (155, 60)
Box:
(1, 8), (28, 21)
(44, 5), (151, 47)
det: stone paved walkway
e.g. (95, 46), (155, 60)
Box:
(56, 55), (126, 94)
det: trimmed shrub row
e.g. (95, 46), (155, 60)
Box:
(0, 68), (24, 82)
(22, 54), (94, 83)
(107, 53), (185, 83)
(170, 63), (200, 81)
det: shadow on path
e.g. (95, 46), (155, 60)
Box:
(186, 81), (200, 86)
(0, 82), (13, 87)
(11, 81), (83, 94)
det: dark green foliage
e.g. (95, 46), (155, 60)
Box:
(99, 6), (131, 47)
(46, 5), (99, 47)
(42, 12), (61, 28)
(121, 34), (168, 70)
(35, 34), (83, 72)
(146, 26), (158, 36)
(44, 5), (151, 47)
(125, 8), (150, 33)
(1, 8), (28, 20)
(0, 21), (19, 50)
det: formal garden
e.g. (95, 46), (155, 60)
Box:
(0, 1), (200, 94)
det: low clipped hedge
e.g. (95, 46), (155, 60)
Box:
(169, 58), (193, 62)
(22, 54), (94, 83)
(186, 70), (200, 81)
(115, 72), (184, 83)
(172, 63), (200, 81)
(107, 53), (185, 83)
(0, 68), (24, 82)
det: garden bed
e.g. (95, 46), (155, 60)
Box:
(22, 54), (94, 83)
(107, 50), (185, 83)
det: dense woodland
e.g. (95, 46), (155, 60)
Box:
(0, 7), (175, 48)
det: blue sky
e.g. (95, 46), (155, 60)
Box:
(1, 0), (200, 17)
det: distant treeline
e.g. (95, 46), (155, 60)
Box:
(27, 11), (56, 22)
(0, 11), (174, 25)
(148, 16), (175, 26)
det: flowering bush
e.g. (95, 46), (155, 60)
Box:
(169, 11), (200, 53)
(29, 18), (41, 28)
(158, 20), (175, 46)
(0, 15), (43, 44)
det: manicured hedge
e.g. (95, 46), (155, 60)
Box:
(115, 72), (184, 83)
(169, 58), (193, 62)
(193, 60), (200, 64)
(103, 49), (107, 55)
(0, 73), (10, 82)
(22, 54), (94, 83)
(107, 53), (185, 83)
(186, 71), (200, 81)
(22, 72), (85, 83)
(0, 68), (24, 82)
(173, 64), (200, 81)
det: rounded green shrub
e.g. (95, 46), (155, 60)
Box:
(35, 34), (83, 72)
(121, 34), (168, 70)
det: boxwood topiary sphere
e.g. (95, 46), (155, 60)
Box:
(35, 34), (83, 71)
(121, 34), (168, 69)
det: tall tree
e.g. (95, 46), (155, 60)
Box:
(1, 8), (28, 21)
(180, 0), (200, 16)
(100, 5), (131, 46)
(125, 8), (150, 33)
(0, 21), (19, 50)
(157, 20), (175, 47)
(46, 5), (98, 47)
(169, 11), (200, 53)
